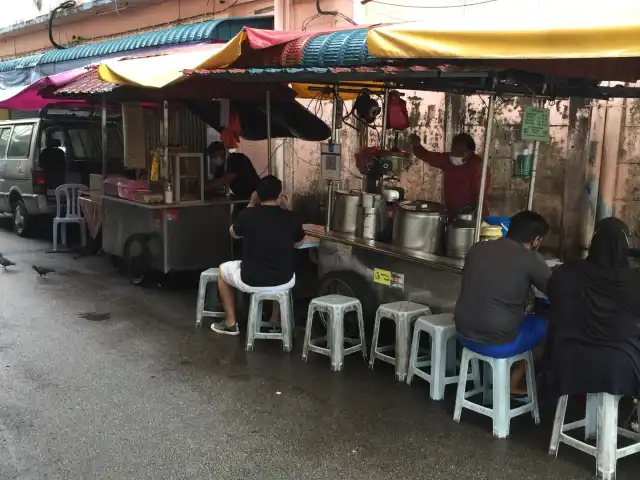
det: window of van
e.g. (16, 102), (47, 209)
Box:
(7, 124), (34, 158)
(0, 127), (11, 157)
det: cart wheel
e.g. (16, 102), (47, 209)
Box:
(124, 235), (152, 287)
(317, 270), (378, 339)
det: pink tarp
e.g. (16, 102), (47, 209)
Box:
(0, 68), (86, 110)
(243, 25), (370, 50)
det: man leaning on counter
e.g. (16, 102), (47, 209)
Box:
(408, 133), (491, 218)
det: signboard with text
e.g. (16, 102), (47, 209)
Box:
(521, 106), (550, 143)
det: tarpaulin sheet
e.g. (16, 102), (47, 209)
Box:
(0, 68), (86, 110)
(98, 26), (368, 89)
(366, 6), (640, 81)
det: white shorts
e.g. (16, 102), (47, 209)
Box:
(219, 260), (295, 293)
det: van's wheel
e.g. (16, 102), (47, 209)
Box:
(124, 235), (153, 286)
(12, 199), (31, 237)
(317, 270), (378, 339)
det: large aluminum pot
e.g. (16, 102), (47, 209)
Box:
(446, 213), (476, 259)
(392, 200), (447, 254)
(332, 190), (361, 233)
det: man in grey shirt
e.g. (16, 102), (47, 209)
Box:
(454, 210), (551, 393)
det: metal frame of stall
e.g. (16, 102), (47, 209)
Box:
(180, 65), (640, 314)
(187, 65), (640, 248)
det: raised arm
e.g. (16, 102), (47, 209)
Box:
(408, 133), (450, 170)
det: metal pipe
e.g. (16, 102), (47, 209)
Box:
(473, 94), (496, 242)
(325, 87), (340, 233)
(526, 139), (540, 209)
(266, 88), (273, 175)
(380, 87), (389, 150)
(163, 101), (169, 182)
(101, 96), (108, 176)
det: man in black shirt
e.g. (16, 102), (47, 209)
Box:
(212, 175), (307, 336)
(205, 141), (260, 201)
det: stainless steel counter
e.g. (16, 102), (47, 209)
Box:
(303, 224), (464, 273)
(102, 196), (249, 210)
(102, 196), (246, 276)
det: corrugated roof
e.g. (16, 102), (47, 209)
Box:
(0, 16), (273, 73)
(300, 28), (374, 67)
(52, 69), (117, 96)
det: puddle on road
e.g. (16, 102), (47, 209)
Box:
(78, 312), (111, 322)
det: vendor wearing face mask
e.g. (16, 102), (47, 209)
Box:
(205, 141), (260, 204)
(408, 133), (491, 218)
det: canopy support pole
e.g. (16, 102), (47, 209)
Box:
(101, 96), (108, 177)
(163, 101), (169, 182)
(325, 86), (340, 233)
(474, 94), (496, 242)
(380, 87), (389, 150)
(266, 88), (273, 175)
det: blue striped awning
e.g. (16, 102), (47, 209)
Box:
(300, 28), (376, 67)
(0, 16), (273, 73)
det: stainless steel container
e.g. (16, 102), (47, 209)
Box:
(356, 207), (378, 239)
(446, 213), (476, 259)
(331, 190), (361, 233)
(392, 200), (447, 254)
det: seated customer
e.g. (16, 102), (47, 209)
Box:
(212, 175), (306, 336)
(548, 217), (640, 397)
(454, 210), (551, 394)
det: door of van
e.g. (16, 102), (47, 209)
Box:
(5, 123), (36, 199)
(0, 126), (13, 212)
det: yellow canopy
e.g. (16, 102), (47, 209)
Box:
(367, 10), (640, 60)
(98, 32), (246, 88)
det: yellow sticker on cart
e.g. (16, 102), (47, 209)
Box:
(373, 268), (391, 286)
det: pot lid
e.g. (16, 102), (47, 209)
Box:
(450, 215), (475, 228)
(398, 200), (445, 213)
(335, 189), (362, 197)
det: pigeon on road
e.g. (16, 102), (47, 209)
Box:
(32, 265), (56, 277)
(0, 256), (16, 270)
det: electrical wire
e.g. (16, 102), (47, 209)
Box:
(367, 0), (498, 7)
(48, 1), (77, 50)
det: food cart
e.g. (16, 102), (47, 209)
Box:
(184, 61), (640, 324)
(46, 68), (331, 285)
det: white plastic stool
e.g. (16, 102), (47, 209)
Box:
(196, 268), (224, 327)
(369, 301), (432, 381)
(246, 289), (294, 352)
(407, 313), (480, 400)
(550, 393), (640, 480)
(454, 348), (540, 438)
(302, 295), (366, 371)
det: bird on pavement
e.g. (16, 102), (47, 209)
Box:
(32, 265), (56, 277)
(0, 256), (16, 270)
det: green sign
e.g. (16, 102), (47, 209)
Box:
(521, 106), (550, 143)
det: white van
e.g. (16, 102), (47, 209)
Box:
(0, 108), (123, 236)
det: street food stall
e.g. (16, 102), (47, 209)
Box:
(183, 53), (640, 321)
(44, 20), (640, 309)
(46, 66), (331, 285)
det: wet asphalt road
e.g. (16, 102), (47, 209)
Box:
(1, 223), (640, 480)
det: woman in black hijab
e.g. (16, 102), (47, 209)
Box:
(548, 217), (640, 396)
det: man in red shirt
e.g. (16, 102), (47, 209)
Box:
(408, 133), (491, 217)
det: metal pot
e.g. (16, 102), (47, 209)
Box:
(356, 207), (379, 239)
(446, 213), (476, 259)
(332, 190), (361, 233)
(392, 200), (447, 254)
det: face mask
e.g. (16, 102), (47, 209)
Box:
(450, 155), (465, 166)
